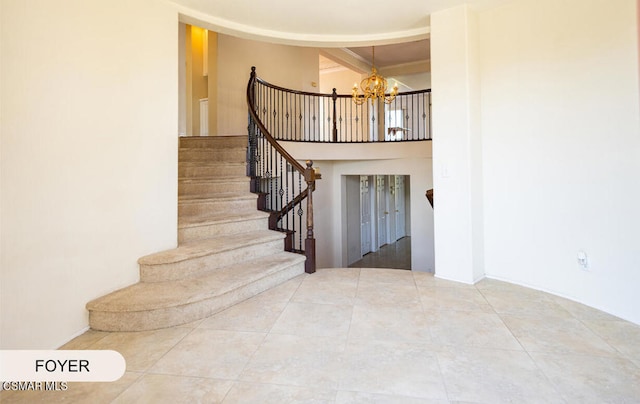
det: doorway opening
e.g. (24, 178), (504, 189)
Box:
(179, 23), (217, 137)
(344, 174), (411, 270)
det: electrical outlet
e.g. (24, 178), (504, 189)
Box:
(577, 251), (588, 270)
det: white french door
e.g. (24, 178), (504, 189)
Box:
(376, 175), (388, 248)
(394, 175), (406, 240)
(360, 176), (372, 256)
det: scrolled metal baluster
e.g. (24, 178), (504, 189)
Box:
(330, 89), (337, 143)
(428, 91), (432, 140)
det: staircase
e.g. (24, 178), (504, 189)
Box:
(86, 136), (306, 332)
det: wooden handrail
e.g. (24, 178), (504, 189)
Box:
(426, 189), (434, 208)
(253, 73), (431, 99)
(247, 66), (318, 273)
(247, 67), (306, 174)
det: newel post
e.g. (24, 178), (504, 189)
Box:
(304, 160), (319, 273)
(331, 88), (338, 142)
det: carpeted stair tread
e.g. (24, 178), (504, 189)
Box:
(178, 192), (257, 202)
(87, 134), (307, 332)
(87, 252), (305, 312)
(179, 177), (249, 183)
(178, 162), (246, 178)
(179, 147), (245, 151)
(180, 161), (246, 168)
(179, 211), (269, 228)
(138, 230), (284, 266)
(179, 136), (246, 148)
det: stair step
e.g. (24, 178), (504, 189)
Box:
(178, 193), (257, 216)
(87, 252), (306, 331)
(179, 177), (250, 196)
(178, 176), (249, 183)
(86, 134), (310, 333)
(138, 230), (286, 282)
(179, 162), (246, 178)
(178, 211), (270, 243)
(179, 147), (246, 163)
(179, 135), (246, 149)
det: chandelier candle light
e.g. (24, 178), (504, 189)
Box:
(352, 46), (399, 105)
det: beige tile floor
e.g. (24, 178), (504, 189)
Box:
(3, 268), (640, 403)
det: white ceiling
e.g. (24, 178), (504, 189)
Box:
(319, 40), (431, 91)
(172, 0), (513, 47)
(174, 0), (508, 90)
(347, 40), (430, 69)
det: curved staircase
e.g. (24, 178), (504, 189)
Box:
(86, 136), (306, 332)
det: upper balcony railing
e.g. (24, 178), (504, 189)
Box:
(251, 70), (432, 143)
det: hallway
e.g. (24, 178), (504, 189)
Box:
(349, 236), (411, 270)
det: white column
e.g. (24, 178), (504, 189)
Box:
(431, 4), (484, 283)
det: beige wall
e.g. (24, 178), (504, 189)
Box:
(478, 0), (640, 323)
(216, 34), (320, 135)
(0, 0), (179, 348)
(430, 0), (640, 325)
(320, 67), (362, 94)
(431, 5), (484, 284)
(430, 0), (640, 324)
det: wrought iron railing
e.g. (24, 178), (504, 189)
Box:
(247, 67), (319, 273)
(251, 72), (431, 143)
(247, 67), (430, 272)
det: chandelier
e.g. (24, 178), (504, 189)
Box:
(352, 46), (398, 105)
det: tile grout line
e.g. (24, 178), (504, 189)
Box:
(225, 274), (308, 400)
(485, 290), (571, 403)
